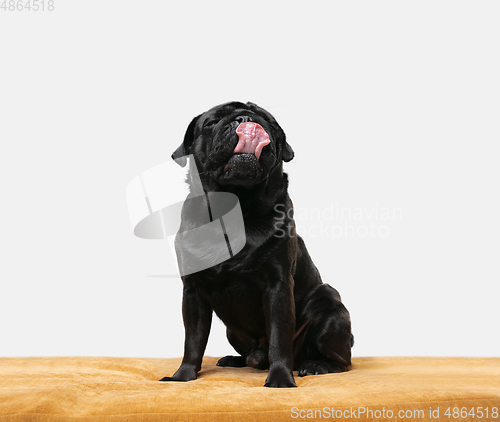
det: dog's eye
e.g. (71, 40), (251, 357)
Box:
(204, 120), (218, 128)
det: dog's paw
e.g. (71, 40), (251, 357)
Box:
(216, 355), (246, 367)
(159, 364), (197, 382)
(264, 366), (297, 388)
(297, 360), (346, 377)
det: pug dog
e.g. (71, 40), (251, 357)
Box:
(160, 101), (353, 388)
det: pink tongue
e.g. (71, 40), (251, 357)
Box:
(234, 122), (270, 160)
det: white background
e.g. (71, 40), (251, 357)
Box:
(1, 1), (499, 359)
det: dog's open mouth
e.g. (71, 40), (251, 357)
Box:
(219, 123), (270, 186)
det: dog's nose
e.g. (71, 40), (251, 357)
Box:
(234, 116), (252, 125)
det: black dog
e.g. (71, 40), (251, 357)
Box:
(160, 101), (353, 388)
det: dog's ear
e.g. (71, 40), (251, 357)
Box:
(282, 140), (294, 162)
(280, 130), (294, 162)
(172, 114), (202, 167)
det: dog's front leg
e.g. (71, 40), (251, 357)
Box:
(160, 283), (212, 382)
(263, 278), (297, 388)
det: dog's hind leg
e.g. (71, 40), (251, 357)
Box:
(216, 328), (256, 367)
(296, 284), (353, 376)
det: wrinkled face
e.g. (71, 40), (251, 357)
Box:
(172, 101), (294, 187)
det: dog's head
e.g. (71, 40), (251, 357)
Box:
(172, 101), (294, 188)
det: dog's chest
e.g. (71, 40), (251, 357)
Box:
(200, 275), (266, 334)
